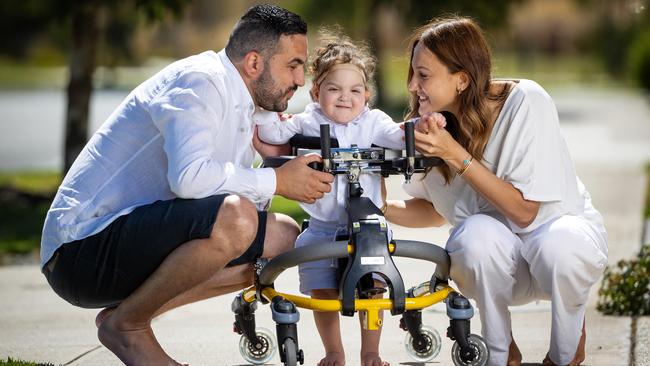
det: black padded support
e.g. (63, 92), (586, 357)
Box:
(289, 135), (339, 149)
(258, 242), (349, 286)
(339, 218), (406, 316)
(339, 196), (406, 316)
(392, 239), (450, 281)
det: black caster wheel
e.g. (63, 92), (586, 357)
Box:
(238, 327), (276, 365)
(404, 325), (442, 362)
(281, 338), (298, 366)
(451, 333), (489, 366)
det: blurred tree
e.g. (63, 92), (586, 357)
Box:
(63, 0), (186, 174)
(0, 0), (186, 175)
(282, 0), (519, 115)
(628, 29), (650, 90)
(578, 0), (650, 87)
(0, 1), (58, 59)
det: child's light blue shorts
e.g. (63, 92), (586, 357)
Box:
(296, 218), (391, 296)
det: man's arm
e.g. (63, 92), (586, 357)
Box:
(148, 72), (276, 203)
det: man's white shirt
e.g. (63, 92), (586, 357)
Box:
(40, 49), (277, 268)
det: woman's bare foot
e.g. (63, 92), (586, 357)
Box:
(507, 338), (522, 366)
(318, 351), (345, 366)
(542, 322), (586, 366)
(98, 311), (183, 366)
(361, 351), (389, 366)
(95, 307), (116, 328)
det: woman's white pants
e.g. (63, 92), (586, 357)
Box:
(446, 214), (608, 366)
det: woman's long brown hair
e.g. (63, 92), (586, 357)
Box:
(405, 16), (510, 184)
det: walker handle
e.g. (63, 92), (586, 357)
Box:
(320, 124), (331, 173)
(404, 121), (415, 182)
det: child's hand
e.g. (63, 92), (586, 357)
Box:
(429, 112), (446, 129)
(401, 112), (446, 134)
(414, 112), (446, 134)
(277, 112), (293, 121)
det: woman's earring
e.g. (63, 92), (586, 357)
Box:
(457, 88), (463, 95)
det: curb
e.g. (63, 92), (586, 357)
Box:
(635, 316), (650, 366)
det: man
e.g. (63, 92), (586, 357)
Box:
(40, 4), (333, 365)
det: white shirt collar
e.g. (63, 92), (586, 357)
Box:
(307, 102), (370, 126)
(218, 50), (255, 115)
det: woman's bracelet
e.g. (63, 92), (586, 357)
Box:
(380, 201), (388, 215)
(457, 156), (474, 177)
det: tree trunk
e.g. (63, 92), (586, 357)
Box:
(63, 4), (101, 174)
(367, 0), (389, 114)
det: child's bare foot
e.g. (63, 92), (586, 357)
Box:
(507, 338), (522, 366)
(361, 352), (389, 366)
(98, 311), (183, 366)
(318, 351), (345, 366)
(95, 307), (116, 328)
(542, 323), (586, 366)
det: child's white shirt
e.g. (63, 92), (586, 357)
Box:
(256, 102), (404, 224)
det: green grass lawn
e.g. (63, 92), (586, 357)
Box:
(269, 195), (309, 224)
(0, 171), (59, 256)
(0, 358), (53, 366)
(0, 171), (307, 258)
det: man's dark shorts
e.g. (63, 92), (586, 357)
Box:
(43, 194), (267, 308)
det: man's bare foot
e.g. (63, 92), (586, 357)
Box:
(542, 322), (586, 366)
(508, 338), (522, 366)
(95, 307), (116, 328)
(361, 351), (389, 366)
(317, 351), (345, 366)
(98, 312), (183, 366)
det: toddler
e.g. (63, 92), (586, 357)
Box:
(257, 35), (401, 366)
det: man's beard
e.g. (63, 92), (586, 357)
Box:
(252, 68), (296, 112)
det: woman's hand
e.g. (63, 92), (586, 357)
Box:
(414, 112), (446, 132)
(413, 113), (462, 162)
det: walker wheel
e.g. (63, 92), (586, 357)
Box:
(451, 334), (489, 366)
(238, 327), (277, 365)
(403, 325), (442, 362)
(282, 338), (298, 366)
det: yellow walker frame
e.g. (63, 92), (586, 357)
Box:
(231, 122), (489, 365)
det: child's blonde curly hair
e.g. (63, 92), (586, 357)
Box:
(309, 28), (377, 103)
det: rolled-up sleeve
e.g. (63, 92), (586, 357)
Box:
(496, 87), (563, 203)
(370, 110), (405, 149)
(256, 112), (304, 145)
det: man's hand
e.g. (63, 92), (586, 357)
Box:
(253, 126), (291, 158)
(274, 153), (334, 203)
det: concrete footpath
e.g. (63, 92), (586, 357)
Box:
(1, 86), (649, 365)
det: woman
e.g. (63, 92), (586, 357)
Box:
(383, 17), (608, 366)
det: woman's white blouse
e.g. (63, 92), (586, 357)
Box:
(257, 103), (404, 224)
(403, 79), (598, 234)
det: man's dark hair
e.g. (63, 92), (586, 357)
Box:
(225, 4), (307, 62)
